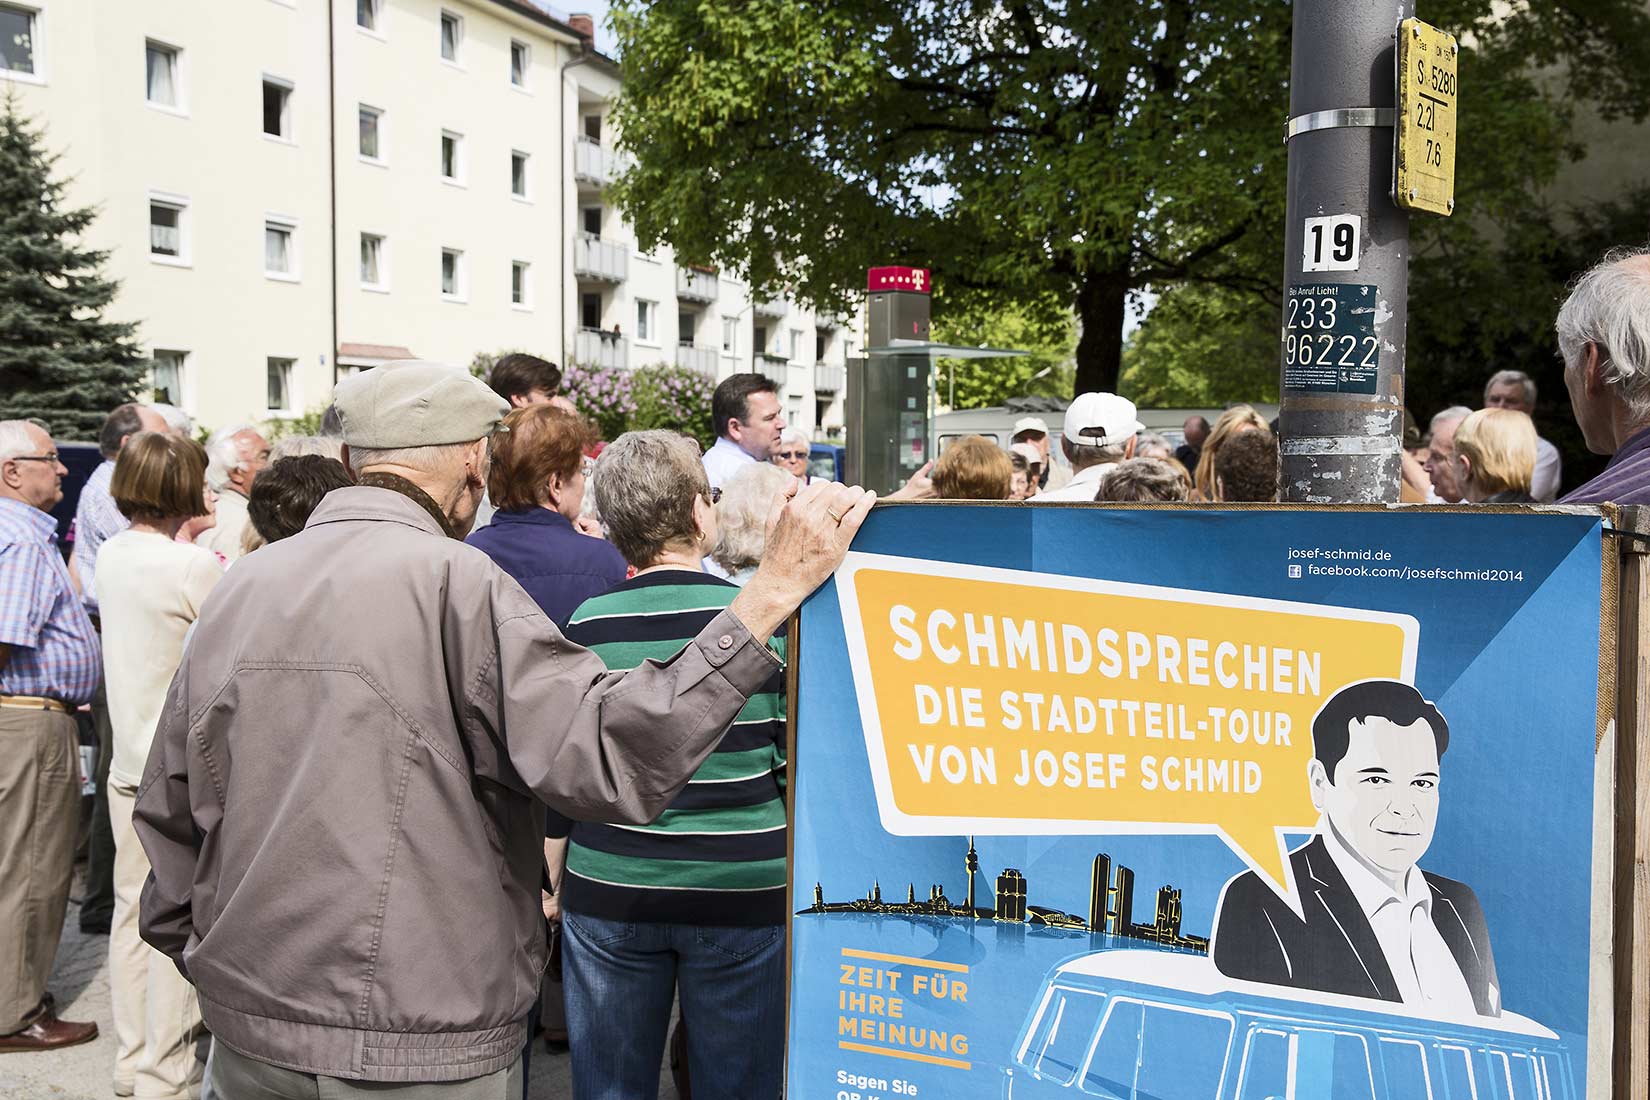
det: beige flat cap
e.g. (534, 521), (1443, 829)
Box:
(333, 360), (509, 448)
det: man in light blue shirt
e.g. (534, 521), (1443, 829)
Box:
(703, 373), (786, 490)
(71, 404), (168, 614)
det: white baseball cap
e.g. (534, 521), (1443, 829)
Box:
(1012, 416), (1050, 438)
(1062, 393), (1144, 447)
(1009, 442), (1044, 467)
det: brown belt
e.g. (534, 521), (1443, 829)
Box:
(0, 694), (72, 714)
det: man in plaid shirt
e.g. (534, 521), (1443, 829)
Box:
(0, 420), (102, 1053)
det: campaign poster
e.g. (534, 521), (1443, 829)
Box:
(788, 505), (1604, 1100)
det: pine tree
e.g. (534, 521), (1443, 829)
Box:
(0, 92), (143, 439)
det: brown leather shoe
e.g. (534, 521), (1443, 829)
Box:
(0, 1010), (99, 1052)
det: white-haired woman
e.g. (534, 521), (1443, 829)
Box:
(558, 430), (787, 1100)
(712, 461), (794, 585)
(772, 426), (812, 483)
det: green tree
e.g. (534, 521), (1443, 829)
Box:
(930, 293), (1075, 409)
(0, 95), (144, 437)
(608, 0), (1650, 398)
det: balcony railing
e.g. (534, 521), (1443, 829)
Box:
(676, 267), (718, 304)
(756, 352), (789, 387)
(574, 136), (616, 187)
(575, 328), (629, 370)
(813, 362), (846, 393)
(573, 234), (628, 283)
(753, 295), (787, 318)
(675, 343), (719, 377)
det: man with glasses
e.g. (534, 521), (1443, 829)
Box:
(0, 420), (101, 1053)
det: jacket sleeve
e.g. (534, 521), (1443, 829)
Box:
(475, 606), (782, 826)
(1211, 873), (1291, 985)
(132, 665), (203, 976)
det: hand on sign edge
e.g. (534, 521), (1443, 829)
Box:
(732, 480), (876, 644)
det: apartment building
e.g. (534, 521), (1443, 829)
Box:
(1, 0), (851, 435)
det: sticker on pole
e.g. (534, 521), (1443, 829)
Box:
(1302, 215), (1360, 272)
(1395, 17), (1458, 217)
(1281, 283), (1380, 394)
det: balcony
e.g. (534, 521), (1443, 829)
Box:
(813, 362), (846, 393)
(574, 136), (617, 187)
(676, 266), (718, 304)
(753, 294), (787, 318)
(575, 328), (629, 370)
(573, 235), (628, 283)
(756, 352), (789, 387)
(675, 343), (719, 377)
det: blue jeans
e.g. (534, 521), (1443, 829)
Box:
(562, 912), (784, 1100)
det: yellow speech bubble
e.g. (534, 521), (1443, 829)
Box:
(835, 553), (1417, 900)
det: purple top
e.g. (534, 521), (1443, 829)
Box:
(1560, 427), (1650, 505)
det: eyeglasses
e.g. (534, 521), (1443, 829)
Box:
(774, 450), (808, 460)
(9, 453), (60, 465)
(707, 487), (723, 504)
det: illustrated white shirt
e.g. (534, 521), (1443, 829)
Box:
(1321, 823), (1477, 1016)
(702, 436), (757, 490)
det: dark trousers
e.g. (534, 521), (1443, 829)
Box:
(79, 686), (114, 930)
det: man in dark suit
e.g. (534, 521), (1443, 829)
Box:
(1212, 680), (1501, 1017)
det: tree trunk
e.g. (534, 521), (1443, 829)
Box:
(1072, 272), (1130, 397)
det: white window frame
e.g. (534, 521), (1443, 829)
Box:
(144, 38), (184, 114)
(721, 316), (737, 356)
(438, 9), (462, 66)
(440, 129), (465, 186)
(511, 260), (531, 311)
(261, 74), (295, 143)
(510, 149), (530, 201)
(789, 326), (804, 361)
(509, 38), (530, 90)
(359, 231), (388, 292)
(0, 2), (43, 85)
(265, 356), (297, 415)
(147, 191), (190, 267)
(635, 298), (658, 346)
(357, 103), (385, 164)
(263, 214), (300, 281)
(148, 348), (188, 409)
(440, 247), (466, 302)
(355, 0), (383, 36)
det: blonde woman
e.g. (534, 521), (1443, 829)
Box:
(1193, 405), (1270, 500)
(1452, 408), (1538, 503)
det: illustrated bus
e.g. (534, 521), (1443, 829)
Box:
(1003, 950), (1574, 1100)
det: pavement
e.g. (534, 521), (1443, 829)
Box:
(2, 865), (680, 1100)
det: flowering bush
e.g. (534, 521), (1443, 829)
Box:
(562, 361), (637, 442)
(631, 363), (716, 451)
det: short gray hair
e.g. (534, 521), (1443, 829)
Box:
(1484, 369), (1536, 408)
(1097, 457), (1189, 503)
(779, 426), (811, 450)
(346, 442), (470, 478)
(272, 435), (344, 462)
(0, 420), (38, 463)
(148, 403), (193, 436)
(712, 462), (792, 575)
(1062, 436), (1125, 470)
(592, 431), (709, 567)
(1135, 432), (1173, 461)
(1430, 406), (1472, 433)
(205, 423), (259, 489)
(1557, 247), (1650, 420)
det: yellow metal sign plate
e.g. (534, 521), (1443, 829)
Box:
(1395, 17), (1458, 216)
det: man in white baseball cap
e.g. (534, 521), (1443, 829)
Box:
(1030, 392), (1144, 503)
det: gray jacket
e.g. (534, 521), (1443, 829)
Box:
(133, 486), (780, 1081)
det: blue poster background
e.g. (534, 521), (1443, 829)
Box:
(789, 506), (1602, 1100)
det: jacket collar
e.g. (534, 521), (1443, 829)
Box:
(490, 506), (574, 531)
(356, 472), (461, 539)
(303, 484), (454, 539)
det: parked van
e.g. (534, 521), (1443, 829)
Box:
(1003, 951), (1573, 1100)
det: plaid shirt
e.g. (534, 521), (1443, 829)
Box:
(72, 460), (127, 613)
(0, 497), (101, 703)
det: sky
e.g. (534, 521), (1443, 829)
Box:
(539, 0), (618, 55)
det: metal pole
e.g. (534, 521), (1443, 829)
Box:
(1278, 0), (1413, 504)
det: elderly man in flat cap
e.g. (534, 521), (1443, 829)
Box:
(133, 362), (874, 1098)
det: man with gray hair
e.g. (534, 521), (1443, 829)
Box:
(1030, 392), (1144, 503)
(1424, 406), (1473, 503)
(134, 362), (874, 1097)
(1559, 248), (1650, 504)
(1483, 369), (1561, 501)
(196, 423), (270, 561)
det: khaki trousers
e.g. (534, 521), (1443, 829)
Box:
(209, 1042), (523, 1099)
(110, 781), (204, 1099)
(0, 706), (79, 1034)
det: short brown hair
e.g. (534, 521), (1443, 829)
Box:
(932, 436), (1013, 500)
(111, 431), (209, 521)
(487, 353), (562, 403)
(1097, 457), (1190, 502)
(1213, 428), (1280, 502)
(487, 405), (596, 511)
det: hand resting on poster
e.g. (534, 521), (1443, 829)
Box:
(731, 477), (876, 644)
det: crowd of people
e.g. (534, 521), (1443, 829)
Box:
(0, 246), (1646, 1098)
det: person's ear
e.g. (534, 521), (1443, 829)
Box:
(692, 491), (713, 541)
(1455, 452), (1473, 483)
(1307, 757), (1331, 813)
(466, 438), (489, 487)
(1585, 343), (1606, 397)
(1124, 437), (1137, 459)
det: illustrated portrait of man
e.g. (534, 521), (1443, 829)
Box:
(1211, 679), (1501, 1018)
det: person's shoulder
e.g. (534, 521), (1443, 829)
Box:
(1422, 869), (1484, 911)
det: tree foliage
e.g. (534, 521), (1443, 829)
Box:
(0, 95), (144, 438)
(608, 0), (1650, 399)
(930, 292), (1075, 409)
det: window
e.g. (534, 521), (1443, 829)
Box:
(439, 10), (461, 62)
(754, 324), (768, 355)
(583, 114), (601, 140)
(145, 40), (180, 109)
(262, 77), (292, 139)
(1081, 1000), (1231, 1100)
(580, 292), (601, 330)
(148, 196), (187, 263)
(722, 316), (737, 354)
(440, 130), (463, 183)
(358, 105), (382, 161)
(789, 327), (804, 359)
(1236, 1028), (1290, 1100)
(636, 300), (657, 342)
(1379, 1039), (1432, 1100)
(1, 3), (37, 77)
(264, 217), (297, 279)
(678, 312), (695, 346)
(266, 357), (293, 412)
(355, 0), (379, 32)
(510, 39), (528, 87)
(1440, 1045), (1478, 1100)
(1290, 1030), (1374, 1100)
(511, 261), (530, 308)
(360, 232), (385, 289)
(150, 350), (186, 406)
(816, 331), (827, 360)
(440, 247), (464, 300)
(1017, 986), (1103, 1086)
(510, 150), (529, 198)
(581, 206), (602, 236)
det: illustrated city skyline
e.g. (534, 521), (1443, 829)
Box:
(800, 837), (1211, 953)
